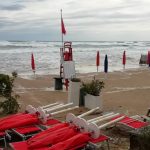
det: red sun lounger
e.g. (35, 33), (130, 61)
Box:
(111, 115), (149, 131)
(9, 123), (70, 149)
(10, 125), (43, 141)
(6, 118), (61, 142)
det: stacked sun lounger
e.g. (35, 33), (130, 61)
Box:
(111, 114), (149, 132)
(9, 108), (112, 150)
(1, 102), (149, 150)
(0, 102), (78, 148)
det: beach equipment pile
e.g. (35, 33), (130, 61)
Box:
(0, 103), (149, 150)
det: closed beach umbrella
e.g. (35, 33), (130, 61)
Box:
(48, 133), (90, 150)
(31, 53), (35, 73)
(122, 51), (126, 69)
(104, 54), (108, 73)
(147, 51), (150, 67)
(96, 51), (100, 72)
(28, 126), (77, 149)
(0, 113), (39, 131)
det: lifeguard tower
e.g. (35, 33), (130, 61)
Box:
(59, 42), (76, 90)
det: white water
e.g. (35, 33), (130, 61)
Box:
(0, 41), (149, 76)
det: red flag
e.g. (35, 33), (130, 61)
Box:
(61, 17), (66, 35)
(31, 53), (35, 72)
(96, 51), (100, 66)
(122, 51), (126, 65)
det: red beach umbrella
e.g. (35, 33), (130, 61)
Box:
(28, 123), (68, 144)
(31, 53), (35, 73)
(122, 51), (126, 69)
(28, 126), (78, 149)
(0, 114), (39, 131)
(96, 51), (100, 72)
(48, 133), (90, 150)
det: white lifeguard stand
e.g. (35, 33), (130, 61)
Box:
(60, 42), (76, 90)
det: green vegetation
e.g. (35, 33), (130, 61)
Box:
(0, 72), (20, 114)
(137, 126), (150, 150)
(81, 79), (104, 96)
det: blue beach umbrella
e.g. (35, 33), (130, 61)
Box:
(104, 54), (108, 73)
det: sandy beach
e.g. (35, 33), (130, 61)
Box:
(14, 67), (150, 116)
(0, 67), (147, 149)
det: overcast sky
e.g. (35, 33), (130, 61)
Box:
(0, 0), (150, 41)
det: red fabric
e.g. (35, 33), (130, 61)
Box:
(0, 114), (39, 131)
(0, 113), (25, 123)
(122, 51), (126, 65)
(27, 123), (68, 144)
(10, 141), (28, 150)
(96, 51), (100, 66)
(111, 115), (148, 129)
(15, 125), (41, 134)
(90, 134), (108, 143)
(42, 119), (61, 126)
(31, 53), (35, 71)
(61, 18), (66, 34)
(0, 113), (24, 121)
(0, 132), (5, 136)
(28, 126), (77, 149)
(48, 133), (90, 150)
(10, 133), (109, 150)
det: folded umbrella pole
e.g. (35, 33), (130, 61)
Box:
(38, 103), (74, 123)
(46, 113), (121, 150)
(9, 109), (115, 150)
(25, 107), (103, 149)
(88, 116), (125, 138)
(0, 103), (76, 132)
(66, 107), (100, 124)
(41, 102), (61, 109)
(38, 106), (79, 124)
(87, 112), (115, 123)
(25, 102), (63, 114)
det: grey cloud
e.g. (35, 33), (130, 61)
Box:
(0, 4), (25, 11)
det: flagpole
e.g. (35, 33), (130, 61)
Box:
(61, 9), (63, 49)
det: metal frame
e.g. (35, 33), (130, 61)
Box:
(115, 116), (149, 132)
(0, 134), (6, 148)
(84, 140), (110, 150)
(9, 125), (43, 141)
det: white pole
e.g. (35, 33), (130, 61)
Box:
(87, 112), (114, 123)
(43, 104), (64, 111)
(78, 107), (99, 118)
(93, 113), (120, 124)
(41, 102), (60, 109)
(45, 103), (73, 113)
(51, 106), (79, 116)
(98, 116), (125, 129)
